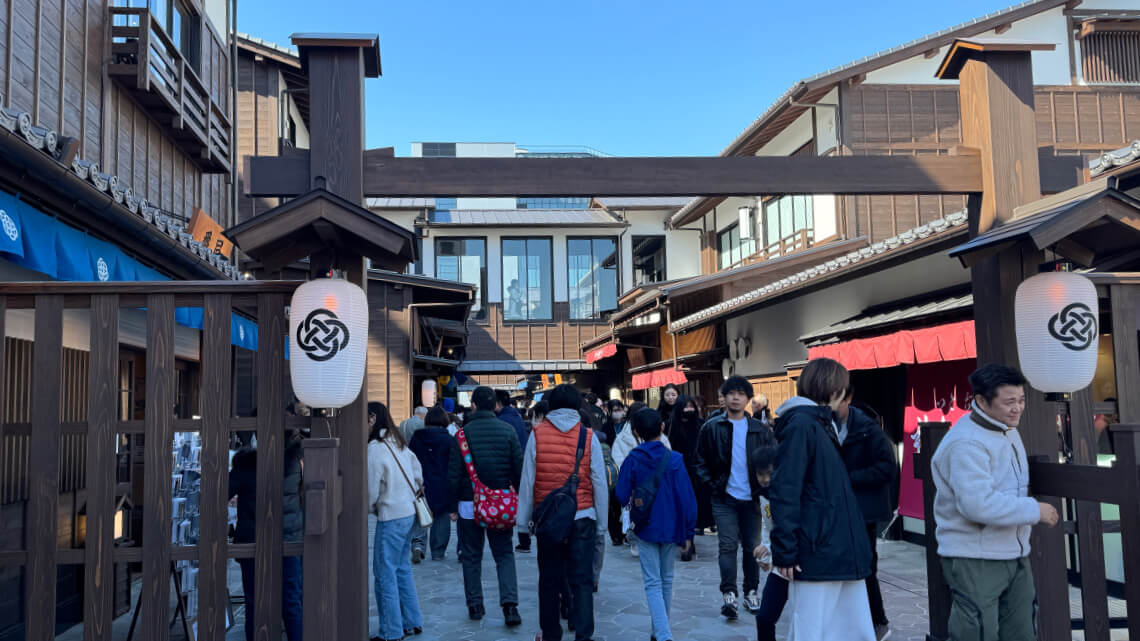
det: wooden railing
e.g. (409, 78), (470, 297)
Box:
(740, 227), (815, 266)
(108, 7), (231, 173)
(0, 281), (343, 641)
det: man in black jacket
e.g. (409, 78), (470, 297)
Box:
(694, 376), (775, 619)
(449, 386), (524, 626)
(837, 390), (896, 641)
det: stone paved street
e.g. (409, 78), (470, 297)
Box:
(370, 519), (934, 641)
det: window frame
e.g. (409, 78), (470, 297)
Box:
(631, 234), (667, 287)
(567, 235), (620, 322)
(434, 236), (488, 323)
(761, 194), (815, 257)
(717, 212), (756, 270)
(500, 236), (554, 323)
(1075, 26), (1140, 85)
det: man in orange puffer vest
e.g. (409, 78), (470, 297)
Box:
(517, 384), (609, 641)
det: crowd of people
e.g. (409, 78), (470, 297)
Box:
(227, 357), (1058, 641)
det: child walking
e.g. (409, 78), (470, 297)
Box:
(616, 409), (698, 641)
(748, 445), (787, 641)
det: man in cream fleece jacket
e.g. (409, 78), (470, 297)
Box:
(931, 364), (1059, 641)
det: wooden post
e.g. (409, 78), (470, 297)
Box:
(937, 41), (1069, 640)
(1110, 425), (1140, 641)
(85, 295), (119, 641)
(292, 35), (379, 641)
(254, 293), (286, 641)
(1067, 390), (1109, 639)
(916, 422), (951, 641)
(301, 438), (340, 641)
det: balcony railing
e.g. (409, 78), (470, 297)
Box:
(108, 7), (231, 174)
(742, 228), (815, 266)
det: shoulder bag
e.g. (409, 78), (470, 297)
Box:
(382, 441), (433, 528)
(455, 427), (519, 530)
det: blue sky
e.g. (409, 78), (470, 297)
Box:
(238, 0), (1017, 156)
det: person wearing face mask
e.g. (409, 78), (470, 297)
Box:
(601, 399), (627, 446)
(601, 400), (629, 547)
(667, 395), (706, 561)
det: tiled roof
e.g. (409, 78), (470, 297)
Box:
(429, 209), (625, 227)
(669, 210), (969, 332)
(459, 359), (593, 373)
(799, 292), (974, 344)
(0, 107), (231, 277)
(236, 32), (299, 58)
(366, 197), (436, 209)
(1090, 140), (1140, 177)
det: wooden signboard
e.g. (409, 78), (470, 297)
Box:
(187, 208), (235, 259)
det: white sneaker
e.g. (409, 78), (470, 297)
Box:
(721, 592), (738, 620)
(630, 544), (639, 558)
(743, 589), (762, 614)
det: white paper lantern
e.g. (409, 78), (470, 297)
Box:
(289, 277), (368, 409)
(421, 379), (437, 407)
(1015, 271), (1099, 393)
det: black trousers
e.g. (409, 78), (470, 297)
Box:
(537, 518), (596, 641)
(866, 521), (889, 626)
(754, 572), (789, 641)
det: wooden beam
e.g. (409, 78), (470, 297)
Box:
(923, 47), (940, 59)
(848, 73), (866, 88)
(84, 295), (118, 641)
(25, 295), (63, 641)
(247, 153), (985, 198)
(1053, 237), (1096, 266)
(994, 22), (1013, 35)
(254, 294), (285, 641)
(1112, 285), (1140, 425)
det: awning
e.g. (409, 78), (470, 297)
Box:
(807, 320), (976, 371)
(584, 342), (618, 364)
(631, 367), (688, 391)
(1, 191), (258, 350)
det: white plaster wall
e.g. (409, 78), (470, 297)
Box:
(813, 195), (838, 241)
(863, 7), (1075, 86)
(814, 88), (840, 155)
(619, 210), (701, 293)
(755, 108), (814, 157)
(278, 70), (310, 149)
(725, 251), (970, 376)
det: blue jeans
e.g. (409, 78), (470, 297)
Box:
(637, 540), (677, 641)
(373, 515), (424, 639)
(237, 555), (303, 641)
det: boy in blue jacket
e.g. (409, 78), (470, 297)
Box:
(616, 409), (698, 641)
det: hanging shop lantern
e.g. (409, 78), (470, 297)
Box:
(289, 276), (368, 409)
(1014, 270), (1099, 393)
(422, 379), (437, 407)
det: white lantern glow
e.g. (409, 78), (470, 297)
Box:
(289, 277), (369, 409)
(1014, 271), (1099, 393)
(421, 379), (437, 407)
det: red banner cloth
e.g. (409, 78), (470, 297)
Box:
(585, 342), (618, 364)
(808, 320), (976, 371)
(632, 367), (688, 390)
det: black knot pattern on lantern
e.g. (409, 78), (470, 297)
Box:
(297, 308), (350, 361)
(1047, 302), (1097, 351)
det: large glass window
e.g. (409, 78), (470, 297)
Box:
(568, 237), (618, 320)
(762, 195), (814, 256)
(435, 238), (486, 321)
(502, 238), (552, 321)
(718, 210), (756, 270)
(112, 0), (198, 67)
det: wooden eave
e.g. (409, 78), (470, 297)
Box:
(226, 188), (415, 272)
(291, 33), (381, 77)
(935, 38), (1056, 80)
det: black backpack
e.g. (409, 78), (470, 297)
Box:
(628, 449), (672, 529)
(531, 425), (588, 544)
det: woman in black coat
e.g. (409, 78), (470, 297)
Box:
(409, 406), (457, 561)
(666, 395), (707, 560)
(769, 358), (874, 641)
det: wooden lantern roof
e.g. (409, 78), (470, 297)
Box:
(291, 33), (381, 77)
(225, 188), (415, 272)
(935, 38), (1056, 80)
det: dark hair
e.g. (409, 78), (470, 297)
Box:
(843, 384), (855, 401)
(968, 364), (1028, 403)
(632, 408), (664, 442)
(367, 401), (405, 448)
(606, 399), (626, 413)
(749, 445), (778, 473)
(797, 358), (850, 405)
(585, 392), (599, 406)
(628, 401), (647, 416)
(579, 407), (600, 430)
(719, 375), (754, 398)
(667, 394), (702, 437)
(548, 384), (582, 412)
(472, 386), (498, 412)
(425, 406), (449, 428)
(531, 400), (550, 418)
(495, 389), (513, 408)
